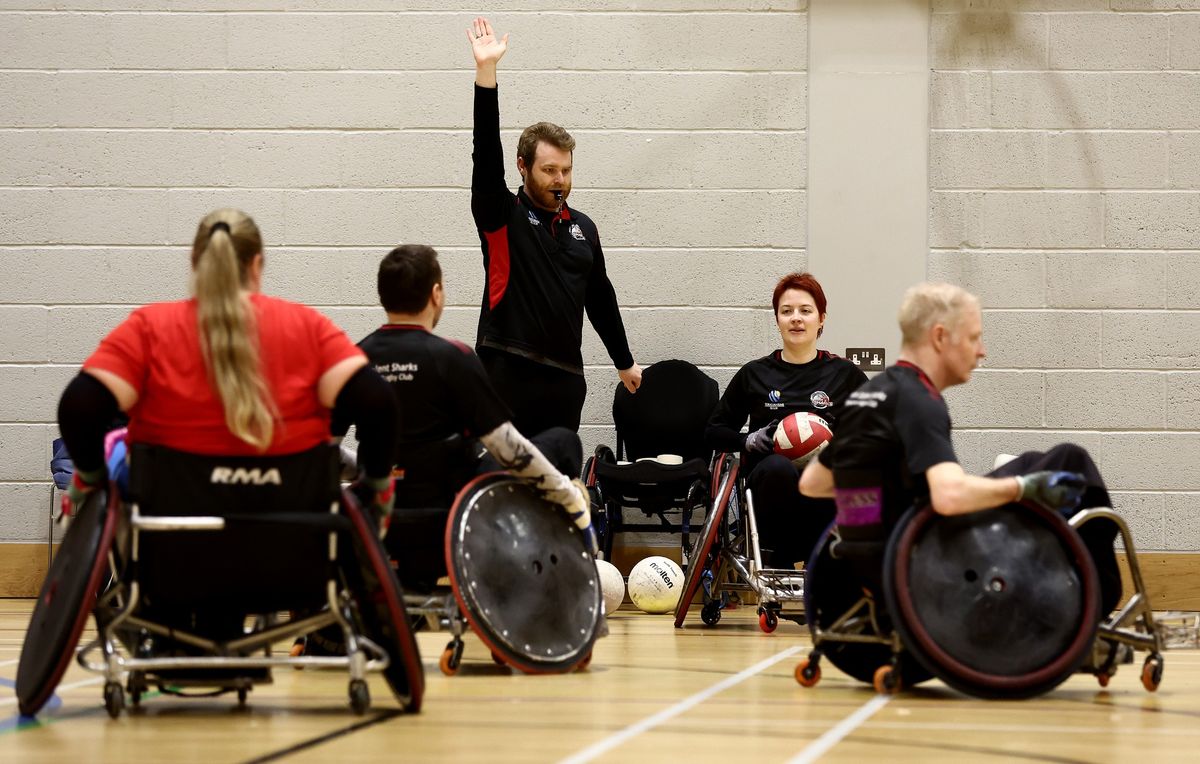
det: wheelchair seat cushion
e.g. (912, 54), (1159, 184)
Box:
(592, 456), (710, 488)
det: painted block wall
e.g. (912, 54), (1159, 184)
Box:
(930, 0), (1200, 551)
(0, 2), (809, 542)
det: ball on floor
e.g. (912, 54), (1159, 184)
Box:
(595, 559), (625, 616)
(627, 556), (683, 614)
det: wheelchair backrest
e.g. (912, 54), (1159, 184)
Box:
(128, 443), (342, 610)
(391, 433), (476, 510)
(612, 359), (719, 462)
(130, 443), (342, 513)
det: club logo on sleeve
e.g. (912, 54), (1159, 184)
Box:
(569, 223), (585, 240)
(810, 391), (832, 409)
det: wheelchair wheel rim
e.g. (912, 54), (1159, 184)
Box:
(16, 489), (118, 716)
(886, 502), (1100, 698)
(673, 454), (736, 628)
(446, 473), (601, 673)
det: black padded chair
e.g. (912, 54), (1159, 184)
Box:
(583, 359), (720, 567)
(18, 442), (424, 718)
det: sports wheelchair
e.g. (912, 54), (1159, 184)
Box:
(16, 443), (424, 719)
(673, 452), (806, 633)
(796, 500), (1164, 699)
(384, 437), (604, 676)
(583, 359), (719, 566)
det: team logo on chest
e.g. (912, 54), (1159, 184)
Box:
(765, 389), (785, 410)
(569, 223), (585, 241)
(810, 391), (832, 409)
(527, 210), (540, 226)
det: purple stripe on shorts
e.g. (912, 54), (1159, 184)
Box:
(835, 487), (883, 526)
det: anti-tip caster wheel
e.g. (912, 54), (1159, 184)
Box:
(103, 681), (125, 719)
(873, 664), (901, 695)
(1142, 654), (1164, 692)
(794, 658), (821, 688)
(758, 609), (779, 634)
(348, 678), (370, 714)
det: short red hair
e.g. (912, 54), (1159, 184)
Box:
(772, 272), (828, 317)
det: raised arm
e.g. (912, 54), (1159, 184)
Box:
(469, 16), (514, 232)
(468, 16), (507, 89)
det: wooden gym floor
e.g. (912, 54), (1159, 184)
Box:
(3, 598), (1200, 763)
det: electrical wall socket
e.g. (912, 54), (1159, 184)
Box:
(845, 347), (885, 371)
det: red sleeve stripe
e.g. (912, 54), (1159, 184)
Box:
(485, 227), (510, 310)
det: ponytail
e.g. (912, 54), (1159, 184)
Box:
(192, 211), (275, 450)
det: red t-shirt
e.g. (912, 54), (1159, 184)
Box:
(84, 294), (363, 456)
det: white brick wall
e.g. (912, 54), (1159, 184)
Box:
(0, 3), (808, 541)
(930, 1), (1200, 551)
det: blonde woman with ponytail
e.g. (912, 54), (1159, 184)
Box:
(57, 209), (401, 532)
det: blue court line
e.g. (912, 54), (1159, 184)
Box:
(0, 676), (163, 736)
(0, 677), (64, 734)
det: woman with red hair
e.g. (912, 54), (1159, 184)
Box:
(706, 272), (867, 569)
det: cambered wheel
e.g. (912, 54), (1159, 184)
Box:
(575, 652), (593, 672)
(758, 609), (778, 634)
(348, 679), (370, 714)
(491, 651), (505, 666)
(439, 640), (463, 676)
(795, 658), (821, 688)
(873, 664), (900, 695)
(1142, 654), (1164, 692)
(700, 601), (722, 627)
(103, 681), (124, 719)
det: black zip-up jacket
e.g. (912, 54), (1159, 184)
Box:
(471, 85), (633, 375)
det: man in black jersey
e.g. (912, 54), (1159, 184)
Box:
(342, 244), (597, 557)
(466, 17), (642, 435)
(800, 282), (1122, 613)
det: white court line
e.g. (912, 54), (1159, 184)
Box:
(0, 658), (19, 668)
(558, 645), (802, 764)
(787, 694), (892, 764)
(0, 677), (104, 708)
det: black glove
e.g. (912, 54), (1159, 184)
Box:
(744, 420), (780, 455)
(1016, 471), (1086, 512)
